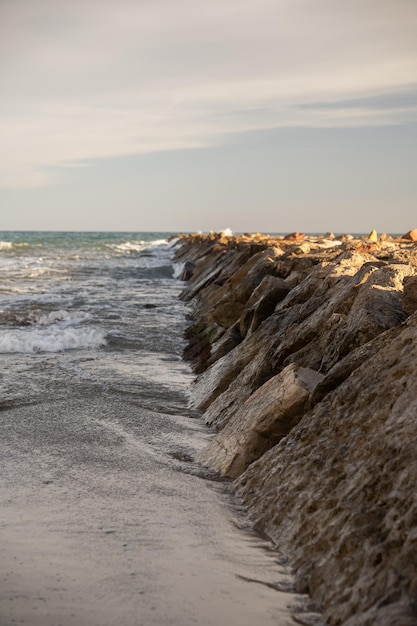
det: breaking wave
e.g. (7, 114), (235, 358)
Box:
(172, 262), (185, 279)
(0, 241), (41, 251)
(0, 326), (107, 353)
(106, 239), (167, 255)
(0, 308), (90, 327)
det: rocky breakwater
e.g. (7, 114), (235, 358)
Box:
(173, 230), (417, 626)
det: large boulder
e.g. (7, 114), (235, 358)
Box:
(176, 232), (417, 626)
(192, 253), (384, 428)
(401, 229), (417, 241)
(272, 261), (414, 374)
(402, 276), (417, 315)
(211, 247), (283, 329)
(237, 312), (417, 626)
(197, 364), (323, 478)
(239, 275), (291, 338)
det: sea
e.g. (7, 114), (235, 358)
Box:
(0, 232), (322, 626)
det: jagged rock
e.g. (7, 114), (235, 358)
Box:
(174, 231), (417, 626)
(402, 276), (417, 315)
(190, 320), (274, 414)
(211, 247), (283, 329)
(316, 238), (343, 250)
(368, 229), (378, 242)
(207, 323), (242, 366)
(182, 321), (222, 374)
(239, 275), (291, 338)
(289, 242), (311, 254)
(273, 261), (414, 374)
(236, 312), (417, 626)
(353, 242), (378, 253)
(284, 231), (305, 241)
(402, 229), (417, 241)
(197, 364), (323, 478)
(191, 254), (415, 429)
(180, 253), (228, 302)
(190, 255), (349, 413)
(178, 261), (195, 281)
(308, 324), (404, 407)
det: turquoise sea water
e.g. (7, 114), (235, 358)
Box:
(0, 230), (197, 424)
(0, 231), (180, 355)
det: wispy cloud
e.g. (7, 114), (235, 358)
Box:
(1, 0), (417, 188)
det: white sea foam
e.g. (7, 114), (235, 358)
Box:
(106, 239), (167, 255)
(172, 262), (185, 279)
(148, 239), (168, 247)
(0, 241), (31, 251)
(30, 294), (77, 305)
(0, 326), (107, 353)
(0, 307), (88, 327)
(0, 241), (14, 250)
(26, 267), (67, 278)
(107, 241), (148, 254)
(29, 309), (91, 327)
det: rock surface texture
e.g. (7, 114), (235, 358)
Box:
(174, 230), (417, 626)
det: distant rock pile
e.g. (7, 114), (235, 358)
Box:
(173, 230), (417, 626)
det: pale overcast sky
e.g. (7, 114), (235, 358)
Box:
(1, 0), (417, 233)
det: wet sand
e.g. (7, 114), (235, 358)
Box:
(0, 389), (314, 626)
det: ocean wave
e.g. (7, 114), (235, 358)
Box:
(0, 241), (14, 251)
(106, 239), (167, 256)
(0, 326), (107, 353)
(172, 262), (185, 279)
(0, 306), (89, 327)
(0, 241), (43, 251)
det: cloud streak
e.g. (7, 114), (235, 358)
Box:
(1, 0), (417, 188)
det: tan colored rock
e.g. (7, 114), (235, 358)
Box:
(176, 231), (417, 626)
(368, 229), (378, 242)
(211, 248), (282, 329)
(284, 231), (305, 241)
(290, 242), (311, 254)
(272, 260), (414, 374)
(316, 239), (343, 250)
(206, 323), (242, 366)
(192, 253), (406, 426)
(180, 246), (247, 302)
(239, 275), (291, 337)
(178, 261), (195, 281)
(353, 242), (378, 254)
(237, 313), (417, 626)
(402, 229), (417, 241)
(197, 364), (323, 478)
(308, 323), (405, 407)
(402, 276), (417, 315)
(191, 316), (276, 415)
(193, 256), (359, 425)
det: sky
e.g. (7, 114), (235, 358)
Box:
(1, 0), (417, 233)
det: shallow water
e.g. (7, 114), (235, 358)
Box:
(0, 232), (322, 625)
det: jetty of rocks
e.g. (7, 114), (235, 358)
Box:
(173, 230), (417, 626)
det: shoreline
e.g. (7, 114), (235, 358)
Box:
(174, 230), (417, 626)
